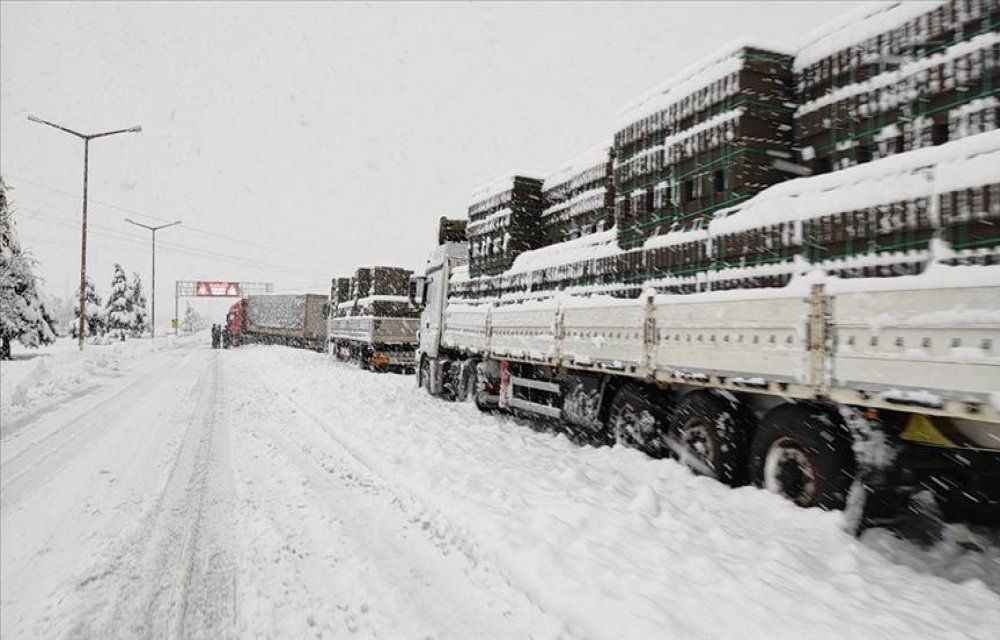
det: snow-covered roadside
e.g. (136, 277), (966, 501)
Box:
(241, 345), (1000, 640)
(0, 333), (205, 435)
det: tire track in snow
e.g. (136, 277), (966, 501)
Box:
(229, 355), (572, 640)
(0, 350), (190, 511)
(66, 352), (238, 639)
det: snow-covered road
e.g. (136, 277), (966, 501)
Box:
(2, 338), (999, 639)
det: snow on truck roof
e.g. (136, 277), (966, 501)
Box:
(708, 129), (1000, 237)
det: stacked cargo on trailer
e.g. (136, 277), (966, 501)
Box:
(614, 42), (797, 252)
(467, 175), (546, 278)
(328, 265), (419, 371)
(793, 0), (1000, 269)
(541, 143), (615, 246)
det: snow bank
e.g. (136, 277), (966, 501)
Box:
(0, 334), (202, 434)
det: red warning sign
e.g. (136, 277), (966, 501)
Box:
(196, 281), (241, 297)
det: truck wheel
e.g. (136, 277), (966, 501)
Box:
(418, 358), (430, 391)
(668, 392), (750, 486)
(446, 359), (475, 402)
(749, 404), (855, 510)
(438, 360), (457, 401)
(607, 385), (669, 455)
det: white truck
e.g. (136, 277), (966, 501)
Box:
(328, 267), (420, 371)
(410, 230), (1000, 529)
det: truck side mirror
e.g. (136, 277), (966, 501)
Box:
(409, 276), (427, 309)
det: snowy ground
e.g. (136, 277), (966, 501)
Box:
(2, 337), (999, 639)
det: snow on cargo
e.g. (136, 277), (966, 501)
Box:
(708, 129), (1000, 237)
(540, 187), (608, 220)
(795, 30), (1000, 118)
(468, 172), (543, 209)
(794, 1), (948, 72)
(246, 294), (311, 330)
(508, 228), (619, 274)
(542, 141), (612, 193)
(823, 262), (1000, 294)
(615, 38), (793, 129)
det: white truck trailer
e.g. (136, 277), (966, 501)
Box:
(410, 133), (1000, 529)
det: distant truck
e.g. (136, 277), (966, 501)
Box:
(227, 293), (327, 351)
(328, 266), (419, 371)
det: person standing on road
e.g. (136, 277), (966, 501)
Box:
(222, 324), (231, 349)
(211, 324), (220, 349)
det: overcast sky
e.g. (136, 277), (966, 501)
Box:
(1, 0), (866, 326)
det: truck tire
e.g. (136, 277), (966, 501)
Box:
(418, 357), (430, 391)
(749, 404), (855, 510)
(668, 392), (750, 487)
(607, 385), (670, 456)
(446, 358), (476, 402)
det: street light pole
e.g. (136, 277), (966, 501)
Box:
(28, 115), (141, 350)
(124, 219), (181, 338)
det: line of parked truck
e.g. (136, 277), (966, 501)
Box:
(221, 1), (1000, 530)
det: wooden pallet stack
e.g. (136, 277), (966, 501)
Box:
(795, 0), (1000, 175)
(541, 143), (615, 247)
(437, 217), (468, 245)
(330, 277), (353, 318)
(331, 267), (416, 318)
(613, 42), (797, 251)
(794, 0), (1000, 265)
(466, 174), (546, 277)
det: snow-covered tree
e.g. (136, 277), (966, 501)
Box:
(43, 292), (76, 336)
(0, 176), (57, 360)
(70, 277), (106, 339)
(131, 272), (149, 337)
(181, 303), (206, 333)
(105, 263), (135, 341)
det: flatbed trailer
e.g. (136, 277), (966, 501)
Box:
(412, 235), (1000, 528)
(328, 315), (418, 371)
(328, 266), (420, 372)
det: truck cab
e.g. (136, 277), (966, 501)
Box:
(410, 224), (469, 394)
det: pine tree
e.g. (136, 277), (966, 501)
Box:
(71, 277), (106, 339)
(0, 176), (57, 360)
(181, 303), (205, 333)
(105, 263), (134, 341)
(131, 272), (149, 337)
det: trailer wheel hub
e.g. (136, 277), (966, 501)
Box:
(764, 437), (818, 507)
(676, 416), (717, 467)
